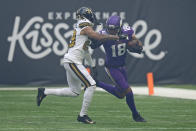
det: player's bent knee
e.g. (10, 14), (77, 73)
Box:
(71, 91), (80, 97)
(118, 95), (125, 99)
(88, 85), (96, 90)
(116, 92), (126, 99)
(70, 89), (81, 97)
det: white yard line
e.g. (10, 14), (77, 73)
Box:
(0, 86), (196, 100)
(97, 86), (196, 100)
(152, 87), (196, 100)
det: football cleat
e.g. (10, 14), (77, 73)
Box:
(132, 113), (146, 122)
(37, 88), (46, 106)
(77, 115), (96, 124)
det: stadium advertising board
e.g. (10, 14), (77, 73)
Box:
(0, 0), (196, 85)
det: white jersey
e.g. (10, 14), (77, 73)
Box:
(64, 18), (92, 65)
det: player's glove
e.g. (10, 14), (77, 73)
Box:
(127, 43), (143, 54)
(119, 34), (129, 41)
(89, 39), (103, 49)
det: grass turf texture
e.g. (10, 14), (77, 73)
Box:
(0, 89), (196, 131)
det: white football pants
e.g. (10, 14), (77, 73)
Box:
(44, 62), (96, 116)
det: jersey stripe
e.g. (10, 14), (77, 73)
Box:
(69, 63), (91, 87)
(105, 67), (117, 85)
(79, 22), (92, 28)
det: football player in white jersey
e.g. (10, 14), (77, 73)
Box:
(36, 7), (124, 124)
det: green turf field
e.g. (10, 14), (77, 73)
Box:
(0, 89), (196, 131)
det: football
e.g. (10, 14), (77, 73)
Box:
(127, 40), (143, 54)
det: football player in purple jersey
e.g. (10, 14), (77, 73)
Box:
(90, 15), (146, 122)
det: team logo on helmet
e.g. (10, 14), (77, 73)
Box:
(76, 7), (99, 25)
(86, 8), (92, 14)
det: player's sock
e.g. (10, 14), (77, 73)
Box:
(80, 85), (95, 116)
(97, 81), (121, 98)
(44, 88), (79, 97)
(126, 91), (139, 116)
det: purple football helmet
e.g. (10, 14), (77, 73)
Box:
(106, 15), (122, 35)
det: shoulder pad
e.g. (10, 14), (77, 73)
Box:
(79, 22), (92, 28)
(121, 25), (134, 39)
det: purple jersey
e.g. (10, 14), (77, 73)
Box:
(100, 25), (134, 67)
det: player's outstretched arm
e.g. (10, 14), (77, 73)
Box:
(127, 35), (143, 54)
(81, 26), (119, 41)
(130, 35), (142, 46)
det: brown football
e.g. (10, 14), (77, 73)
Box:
(127, 40), (143, 53)
(128, 40), (139, 47)
(127, 40), (139, 48)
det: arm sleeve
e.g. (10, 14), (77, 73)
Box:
(89, 30), (103, 49)
(121, 25), (134, 40)
(90, 39), (103, 49)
